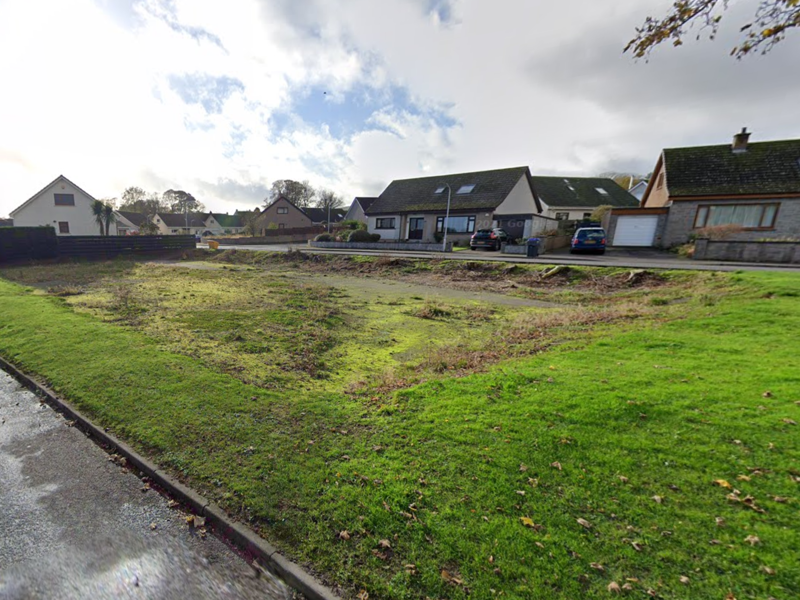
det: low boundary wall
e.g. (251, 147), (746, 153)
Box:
(694, 239), (800, 263)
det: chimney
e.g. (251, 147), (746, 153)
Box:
(732, 127), (751, 153)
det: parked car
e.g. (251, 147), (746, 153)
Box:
(570, 227), (606, 254)
(470, 228), (509, 251)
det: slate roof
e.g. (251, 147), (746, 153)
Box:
(663, 139), (800, 197)
(116, 211), (150, 227)
(531, 177), (639, 208)
(354, 197), (377, 211)
(156, 212), (207, 228)
(209, 213), (245, 228)
(366, 166), (537, 215)
(305, 207), (346, 223)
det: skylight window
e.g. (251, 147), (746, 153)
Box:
(456, 184), (476, 194)
(434, 186), (446, 194)
(595, 187), (610, 196)
(563, 179), (576, 192)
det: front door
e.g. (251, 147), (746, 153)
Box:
(408, 217), (424, 240)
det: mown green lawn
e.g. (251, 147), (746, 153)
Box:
(0, 256), (798, 599)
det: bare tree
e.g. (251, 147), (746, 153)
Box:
(626, 0), (800, 59)
(316, 189), (344, 211)
(269, 179), (316, 209)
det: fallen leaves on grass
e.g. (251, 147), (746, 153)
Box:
(727, 490), (767, 513)
(338, 530), (351, 541)
(607, 581), (621, 594)
(577, 518), (592, 529)
(760, 565), (775, 575)
(713, 479), (732, 489)
(520, 516), (541, 529)
(551, 461), (562, 470)
(357, 590), (369, 600)
(652, 495), (663, 504)
(679, 575), (690, 584)
(519, 463), (528, 472)
(744, 535), (760, 546)
(590, 562), (605, 571)
(618, 476), (629, 483)
(441, 570), (464, 586)
(715, 517), (726, 527)
(782, 418), (797, 425)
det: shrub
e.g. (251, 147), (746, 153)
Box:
(347, 229), (373, 242)
(339, 220), (366, 231)
(369, 233), (381, 242)
(314, 233), (333, 242)
(434, 231), (444, 243)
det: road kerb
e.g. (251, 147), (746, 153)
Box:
(0, 355), (340, 600)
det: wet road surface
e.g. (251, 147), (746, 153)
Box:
(0, 370), (290, 600)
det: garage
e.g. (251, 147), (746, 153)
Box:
(612, 215), (659, 247)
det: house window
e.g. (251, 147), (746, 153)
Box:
(656, 173), (665, 189)
(583, 212), (592, 219)
(694, 203), (779, 230)
(278, 223), (285, 229)
(58, 221), (70, 234)
(456, 184), (476, 194)
(277, 207), (289, 214)
(171, 229), (179, 233)
(436, 215), (476, 234)
(555, 212), (570, 221)
(54, 194), (75, 206)
(375, 218), (396, 229)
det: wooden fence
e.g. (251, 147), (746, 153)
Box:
(0, 229), (196, 262)
(0, 227), (59, 262)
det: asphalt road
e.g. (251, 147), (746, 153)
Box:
(212, 243), (800, 273)
(0, 371), (289, 600)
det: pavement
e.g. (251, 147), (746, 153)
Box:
(211, 243), (800, 273)
(0, 370), (290, 600)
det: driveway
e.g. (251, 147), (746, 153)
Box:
(209, 243), (800, 273)
(0, 370), (289, 600)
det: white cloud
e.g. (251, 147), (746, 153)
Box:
(1, 0), (799, 217)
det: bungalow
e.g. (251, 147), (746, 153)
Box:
(253, 197), (346, 235)
(9, 174), (121, 236)
(364, 166), (542, 243)
(204, 212), (246, 235)
(607, 129), (800, 247)
(343, 197), (377, 224)
(532, 176), (639, 221)
(116, 211), (150, 235)
(152, 212), (207, 235)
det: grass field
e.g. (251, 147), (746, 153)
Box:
(1, 252), (798, 599)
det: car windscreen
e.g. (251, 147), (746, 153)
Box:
(577, 230), (605, 240)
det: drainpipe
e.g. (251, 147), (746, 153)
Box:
(441, 183), (451, 253)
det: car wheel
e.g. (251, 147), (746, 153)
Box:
(470, 246), (476, 251)
(569, 248), (577, 254)
(598, 249), (606, 255)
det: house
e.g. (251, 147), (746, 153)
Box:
(152, 212), (208, 235)
(607, 129), (800, 247)
(532, 176), (639, 221)
(204, 212), (246, 235)
(343, 197), (377, 223)
(9, 174), (121, 236)
(305, 207), (347, 225)
(628, 180), (649, 201)
(364, 166), (543, 243)
(116, 211), (151, 235)
(0, 218), (12, 227)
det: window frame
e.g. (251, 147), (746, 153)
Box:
(554, 212), (570, 221)
(375, 217), (396, 229)
(435, 215), (476, 234)
(656, 173), (665, 190)
(54, 193), (75, 206)
(58, 221), (70, 234)
(693, 202), (780, 230)
(456, 184), (476, 195)
(277, 206), (289, 214)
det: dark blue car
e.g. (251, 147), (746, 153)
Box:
(570, 227), (606, 254)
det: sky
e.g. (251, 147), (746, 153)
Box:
(1, 0), (799, 217)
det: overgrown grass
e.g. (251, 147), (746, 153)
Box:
(0, 256), (798, 599)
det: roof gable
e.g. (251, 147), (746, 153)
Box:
(367, 166), (534, 215)
(662, 138), (800, 197)
(116, 211), (150, 227)
(11, 174), (97, 216)
(531, 176), (639, 208)
(355, 197), (377, 211)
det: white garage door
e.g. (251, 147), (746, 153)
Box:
(613, 216), (658, 247)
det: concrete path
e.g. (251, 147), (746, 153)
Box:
(210, 243), (800, 273)
(0, 371), (290, 600)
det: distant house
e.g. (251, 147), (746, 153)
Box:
(532, 176), (639, 221)
(9, 174), (120, 236)
(364, 166), (543, 243)
(607, 129), (800, 247)
(0, 218), (13, 227)
(152, 212), (207, 235)
(204, 212), (246, 235)
(343, 197), (377, 223)
(116, 211), (150, 235)
(305, 207), (346, 225)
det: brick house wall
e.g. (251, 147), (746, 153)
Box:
(254, 198), (312, 234)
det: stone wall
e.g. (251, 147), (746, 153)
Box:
(694, 239), (800, 263)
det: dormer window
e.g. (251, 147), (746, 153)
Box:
(434, 186), (446, 194)
(456, 184), (476, 194)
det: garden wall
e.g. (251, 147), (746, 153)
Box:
(693, 239), (800, 264)
(309, 241), (453, 252)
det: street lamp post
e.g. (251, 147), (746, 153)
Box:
(441, 183), (452, 253)
(327, 201), (331, 234)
